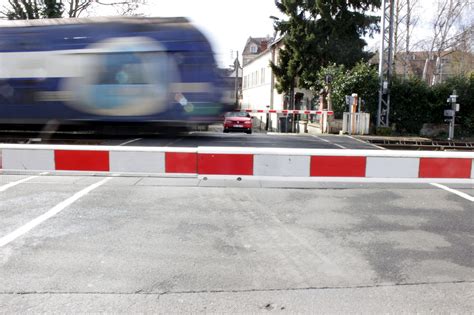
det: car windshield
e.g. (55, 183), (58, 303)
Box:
(225, 112), (250, 118)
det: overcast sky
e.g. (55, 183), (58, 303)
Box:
(139, 0), (284, 67)
(1, 0), (470, 67)
(137, 0), (446, 67)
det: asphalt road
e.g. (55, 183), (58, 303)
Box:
(0, 127), (381, 149)
(103, 132), (380, 149)
(0, 174), (473, 313)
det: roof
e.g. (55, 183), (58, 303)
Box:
(242, 35), (285, 68)
(242, 37), (272, 54)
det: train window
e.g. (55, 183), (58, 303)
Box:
(96, 52), (147, 85)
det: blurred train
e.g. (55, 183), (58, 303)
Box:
(0, 17), (234, 133)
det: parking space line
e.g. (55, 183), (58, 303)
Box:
(430, 183), (474, 202)
(0, 172), (48, 193)
(0, 177), (112, 248)
(119, 138), (142, 146)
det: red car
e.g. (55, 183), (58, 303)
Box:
(223, 112), (253, 134)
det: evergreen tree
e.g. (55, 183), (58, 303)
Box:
(271, 0), (380, 98)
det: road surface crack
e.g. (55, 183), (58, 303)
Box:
(0, 279), (472, 296)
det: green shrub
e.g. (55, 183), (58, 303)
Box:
(376, 127), (392, 136)
(314, 62), (379, 119)
(390, 74), (473, 136)
(313, 65), (473, 136)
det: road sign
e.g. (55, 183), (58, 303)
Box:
(444, 109), (455, 117)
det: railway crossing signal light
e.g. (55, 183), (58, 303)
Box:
(446, 90), (459, 140)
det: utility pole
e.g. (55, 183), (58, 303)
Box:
(234, 51), (240, 108)
(377, 0), (395, 128)
(269, 42), (276, 131)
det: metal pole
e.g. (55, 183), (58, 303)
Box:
(270, 43), (276, 131)
(234, 51), (239, 107)
(377, 0), (395, 127)
(448, 89), (457, 140)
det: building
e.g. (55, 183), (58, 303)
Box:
(242, 37), (271, 66)
(241, 36), (314, 130)
(371, 50), (474, 85)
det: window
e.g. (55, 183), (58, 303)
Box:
(261, 68), (265, 84)
(256, 71), (259, 86)
(250, 44), (257, 54)
(96, 52), (147, 85)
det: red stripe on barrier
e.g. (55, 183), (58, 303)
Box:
(316, 111), (322, 115)
(419, 158), (472, 178)
(310, 156), (366, 177)
(165, 152), (197, 173)
(198, 154), (253, 175)
(55, 150), (109, 171)
(245, 109), (252, 112)
(269, 110), (277, 113)
(257, 110), (264, 113)
(304, 111), (310, 114)
(328, 111), (334, 115)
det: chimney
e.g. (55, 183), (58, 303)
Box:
(260, 40), (268, 51)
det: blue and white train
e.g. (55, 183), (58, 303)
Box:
(0, 17), (232, 131)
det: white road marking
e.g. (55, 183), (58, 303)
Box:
(332, 143), (347, 149)
(345, 135), (387, 150)
(165, 137), (184, 146)
(311, 135), (347, 149)
(430, 183), (474, 202)
(0, 177), (112, 248)
(119, 138), (142, 146)
(0, 172), (49, 192)
(315, 136), (347, 149)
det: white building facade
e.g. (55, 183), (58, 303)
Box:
(241, 39), (285, 130)
(242, 38), (315, 131)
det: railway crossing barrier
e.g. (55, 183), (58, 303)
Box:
(0, 144), (473, 183)
(237, 109), (334, 133)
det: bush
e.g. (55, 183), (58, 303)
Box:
(314, 65), (473, 136)
(432, 74), (473, 136)
(376, 127), (392, 136)
(390, 74), (473, 136)
(314, 62), (379, 119)
(390, 77), (436, 134)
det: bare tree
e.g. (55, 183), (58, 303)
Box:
(1, 0), (146, 19)
(67, 0), (146, 18)
(393, 0), (420, 79)
(422, 0), (468, 84)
